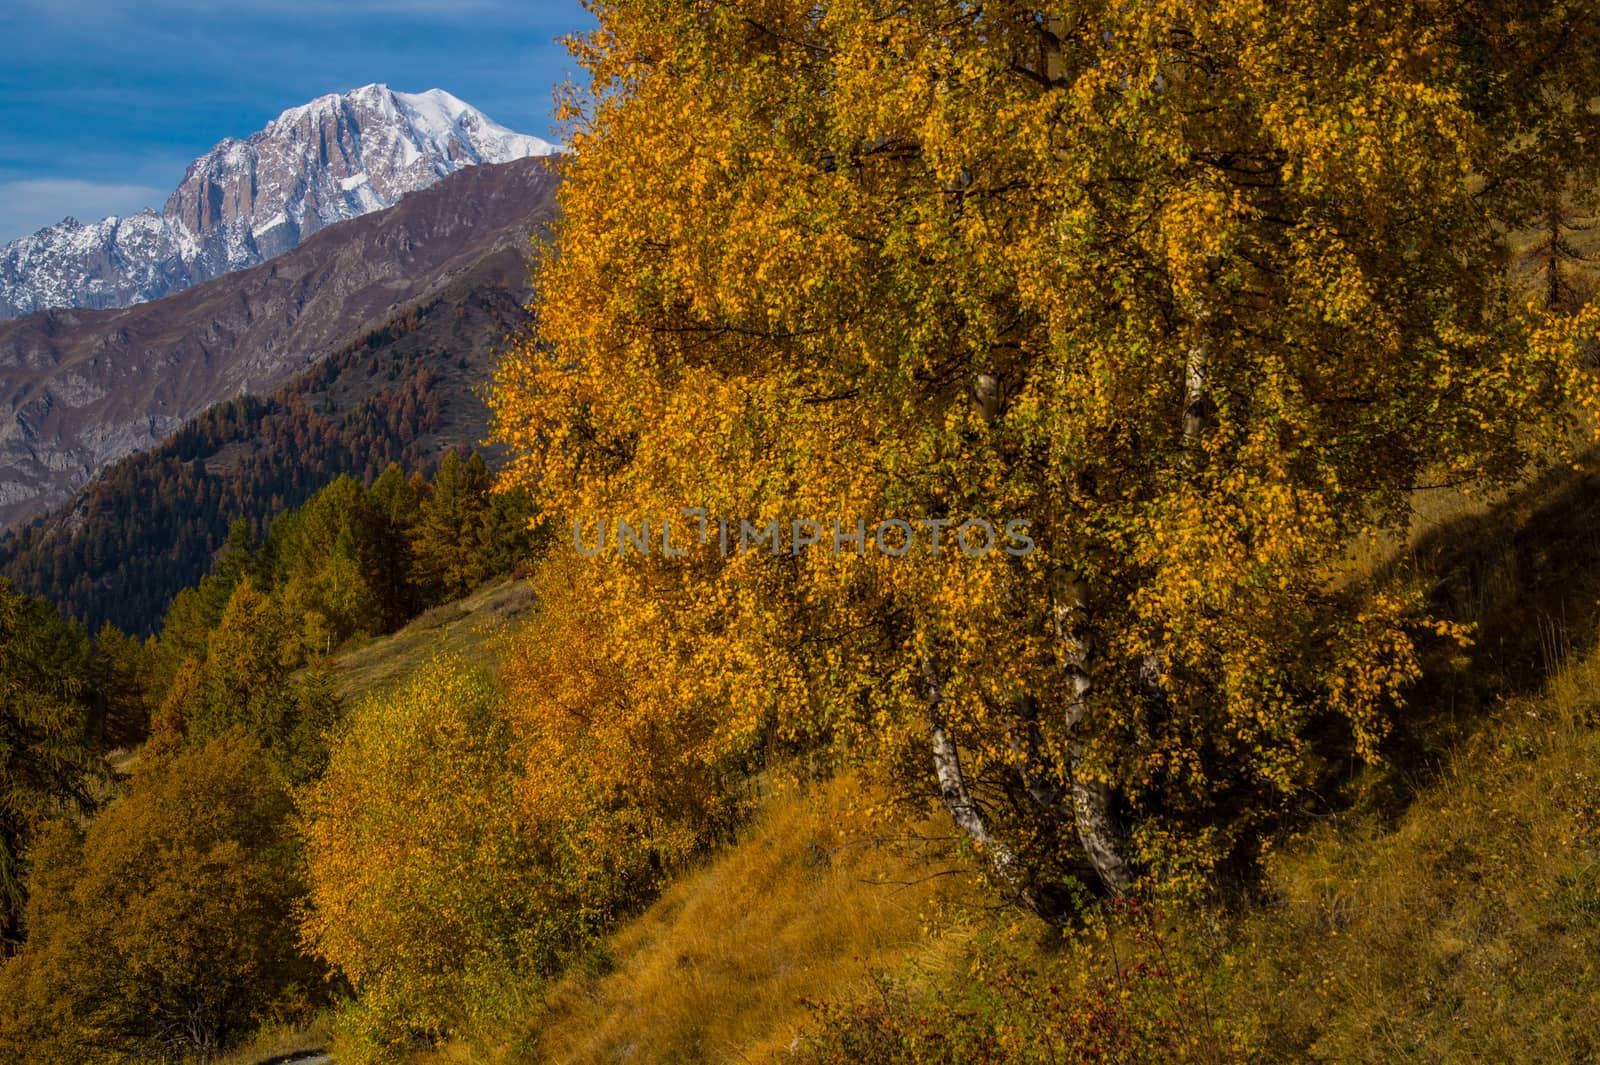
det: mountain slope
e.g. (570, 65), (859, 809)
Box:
(0, 225), (544, 635)
(0, 154), (561, 532)
(300, 455), (1600, 1065)
(0, 84), (560, 319)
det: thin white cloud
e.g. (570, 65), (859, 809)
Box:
(0, 179), (168, 245)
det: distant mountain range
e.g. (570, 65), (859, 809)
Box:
(0, 84), (560, 319)
(0, 154), (563, 532)
(0, 260), (540, 635)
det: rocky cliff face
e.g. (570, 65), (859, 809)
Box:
(0, 84), (559, 319)
(0, 155), (563, 529)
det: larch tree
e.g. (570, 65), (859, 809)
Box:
(179, 577), (338, 784)
(409, 450), (498, 603)
(493, 0), (1600, 913)
(0, 580), (97, 950)
(368, 463), (425, 628)
(0, 732), (313, 1063)
(277, 475), (386, 648)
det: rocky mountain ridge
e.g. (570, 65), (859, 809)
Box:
(0, 84), (559, 318)
(0, 154), (562, 530)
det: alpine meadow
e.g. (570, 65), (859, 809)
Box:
(4, 1), (1600, 1063)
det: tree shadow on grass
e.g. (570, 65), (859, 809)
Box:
(1347, 450), (1600, 823)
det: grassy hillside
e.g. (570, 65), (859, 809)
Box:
(513, 775), (979, 1065)
(342, 459), (1600, 1065)
(229, 451), (1599, 1065)
(385, 643), (1598, 1065)
(328, 576), (537, 704)
(1232, 659), (1600, 1061)
(210, 668), (1600, 1063)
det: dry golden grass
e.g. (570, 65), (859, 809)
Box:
(497, 543), (1600, 1063)
(510, 774), (981, 1065)
(386, 447), (1600, 1065)
(1225, 645), (1600, 1062)
(775, 646), (1600, 1064)
(392, 657), (1600, 1065)
(214, 1021), (331, 1065)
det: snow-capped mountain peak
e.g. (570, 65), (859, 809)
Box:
(0, 85), (561, 319)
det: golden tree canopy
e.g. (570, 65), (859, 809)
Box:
(494, 0), (1600, 903)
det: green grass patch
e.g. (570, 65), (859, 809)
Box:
(329, 577), (536, 704)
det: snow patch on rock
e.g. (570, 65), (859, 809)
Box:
(0, 84), (561, 319)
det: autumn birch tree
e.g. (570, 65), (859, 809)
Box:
(495, 0), (1600, 912)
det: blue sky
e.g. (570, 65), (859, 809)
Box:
(0, 0), (594, 243)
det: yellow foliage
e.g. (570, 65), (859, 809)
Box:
(300, 658), (548, 1058)
(0, 732), (311, 1063)
(499, 553), (750, 924)
(493, 0), (1600, 895)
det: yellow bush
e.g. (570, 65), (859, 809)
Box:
(300, 658), (557, 1059)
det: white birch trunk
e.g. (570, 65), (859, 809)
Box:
(1053, 573), (1133, 895)
(921, 649), (1050, 913)
(1143, 266), (1217, 694)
